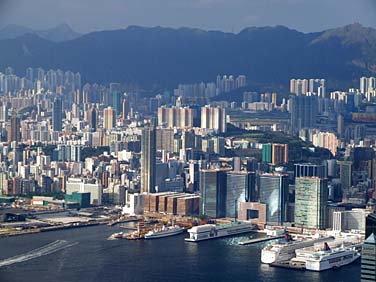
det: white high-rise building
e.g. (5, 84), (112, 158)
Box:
(201, 105), (227, 133)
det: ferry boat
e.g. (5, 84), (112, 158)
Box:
(185, 221), (254, 242)
(144, 225), (184, 239)
(261, 234), (334, 264)
(294, 242), (360, 271)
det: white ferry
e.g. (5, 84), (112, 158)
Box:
(293, 242), (360, 271)
(144, 225), (184, 239)
(261, 234), (334, 264)
(185, 221), (254, 242)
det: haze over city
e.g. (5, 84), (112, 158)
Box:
(1, 0), (376, 33)
(0, 1), (376, 282)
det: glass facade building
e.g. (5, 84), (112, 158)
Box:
(294, 177), (328, 229)
(258, 173), (289, 225)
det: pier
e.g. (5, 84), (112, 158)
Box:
(238, 236), (283, 245)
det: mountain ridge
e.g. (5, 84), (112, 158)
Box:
(0, 23), (374, 91)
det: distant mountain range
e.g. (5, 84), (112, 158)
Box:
(0, 23), (81, 42)
(0, 23), (375, 91)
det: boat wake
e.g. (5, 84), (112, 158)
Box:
(0, 240), (78, 268)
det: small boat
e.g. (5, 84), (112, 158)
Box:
(110, 232), (125, 239)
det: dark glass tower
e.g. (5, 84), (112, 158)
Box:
(52, 97), (63, 131)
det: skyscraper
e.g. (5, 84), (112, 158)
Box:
(225, 171), (256, 218)
(200, 168), (230, 218)
(294, 177), (328, 229)
(103, 107), (116, 131)
(271, 144), (288, 165)
(295, 163), (327, 179)
(122, 98), (129, 120)
(366, 213), (376, 238)
(89, 106), (98, 132)
(141, 125), (156, 194)
(361, 233), (376, 282)
(290, 94), (318, 136)
(10, 113), (21, 143)
(258, 173), (289, 225)
(52, 97), (63, 131)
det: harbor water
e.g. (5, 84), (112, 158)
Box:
(0, 224), (360, 282)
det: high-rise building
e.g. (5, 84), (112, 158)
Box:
(262, 144), (272, 163)
(271, 144), (288, 165)
(295, 163), (327, 179)
(312, 131), (339, 156)
(52, 97), (62, 131)
(122, 98), (129, 119)
(262, 143), (288, 165)
(157, 106), (193, 128)
(141, 125), (156, 194)
(10, 113), (21, 143)
(361, 232), (376, 282)
(103, 107), (116, 131)
(290, 94), (318, 136)
(366, 213), (376, 238)
(200, 168), (230, 218)
(201, 105), (227, 133)
(295, 177), (328, 229)
(225, 171), (256, 218)
(89, 106), (98, 132)
(338, 160), (352, 193)
(258, 173), (289, 225)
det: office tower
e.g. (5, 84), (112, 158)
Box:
(156, 128), (174, 152)
(366, 213), (376, 238)
(10, 113), (21, 143)
(188, 161), (200, 192)
(141, 125), (156, 194)
(103, 106), (116, 131)
(294, 177), (328, 229)
(258, 173), (289, 225)
(337, 114), (344, 138)
(262, 143), (288, 165)
(0, 104), (8, 122)
(109, 83), (122, 113)
(290, 94), (318, 136)
(52, 97), (63, 131)
(225, 171), (256, 218)
(262, 143), (272, 163)
(122, 98), (129, 119)
(201, 105), (227, 133)
(271, 144), (288, 165)
(89, 106), (98, 132)
(200, 168), (230, 218)
(361, 232), (376, 282)
(338, 160), (352, 193)
(295, 163), (327, 179)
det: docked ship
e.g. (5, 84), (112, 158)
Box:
(185, 221), (254, 242)
(293, 242), (361, 271)
(261, 234), (334, 264)
(144, 225), (185, 239)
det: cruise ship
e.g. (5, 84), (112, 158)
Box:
(185, 221), (254, 242)
(261, 234), (334, 264)
(293, 242), (360, 271)
(144, 226), (185, 239)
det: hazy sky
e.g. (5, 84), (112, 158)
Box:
(1, 0), (376, 33)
